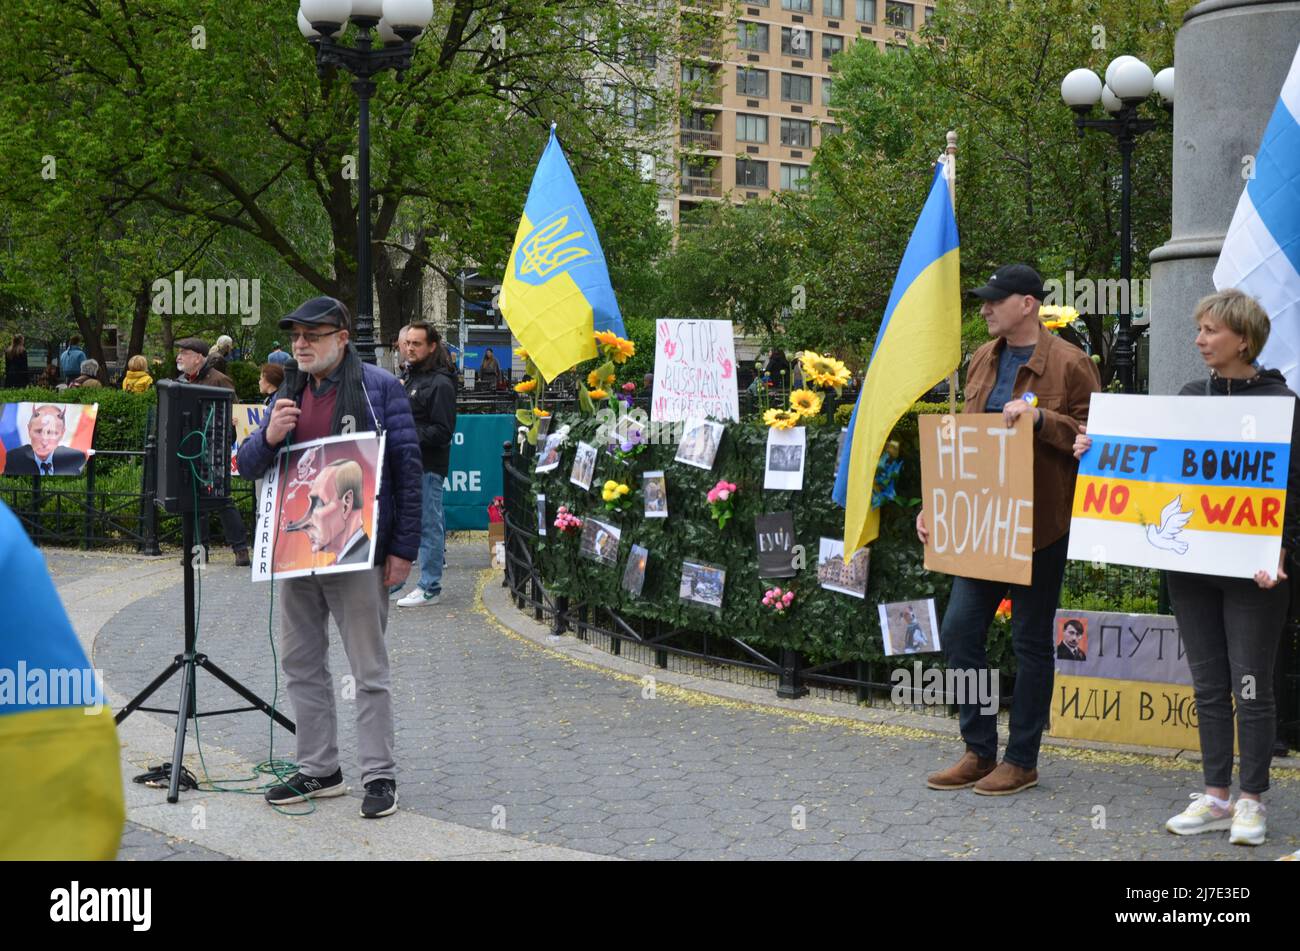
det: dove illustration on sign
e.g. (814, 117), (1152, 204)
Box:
(1146, 495), (1192, 555)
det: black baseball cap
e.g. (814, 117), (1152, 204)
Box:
(279, 296), (351, 330)
(968, 264), (1046, 301)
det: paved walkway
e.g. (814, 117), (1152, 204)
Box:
(50, 538), (1300, 861)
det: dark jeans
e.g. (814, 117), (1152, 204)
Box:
(1165, 570), (1287, 795)
(940, 534), (1070, 769)
(195, 499), (248, 555)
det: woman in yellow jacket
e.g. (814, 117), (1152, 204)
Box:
(120, 354), (153, 393)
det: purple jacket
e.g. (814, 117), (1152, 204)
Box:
(236, 358), (423, 563)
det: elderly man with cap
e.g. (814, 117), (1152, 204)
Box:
(916, 264), (1100, 796)
(236, 296), (421, 819)
(174, 337), (247, 565)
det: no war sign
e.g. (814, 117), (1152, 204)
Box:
(1068, 394), (1294, 578)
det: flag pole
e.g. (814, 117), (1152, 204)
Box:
(942, 129), (958, 416)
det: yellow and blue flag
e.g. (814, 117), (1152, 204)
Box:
(0, 500), (124, 858)
(833, 160), (961, 552)
(499, 127), (626, 382)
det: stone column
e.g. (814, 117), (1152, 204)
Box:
(1149, 0), (1300, 394)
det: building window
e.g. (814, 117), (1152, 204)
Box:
(885, 1), (914, 28)
(781, 0), (813, 10)
(737, 21), (769, 52)
(736, 158), (769, 188)
(821, 77), (833, 105)
(925, 5), (935, 23)
(780, 117), (812, 147)
(856, 0), (876, 22)
(736, 66), (769, 98)
(824, 0), (845, 16)
(781, 73), (813, 103)
(737, 113), (769, 144)
(780, 26), (813, 57)
(781, 163), (811, 191)
(820, 122), (842, 139)
(822, 34), (844, 59)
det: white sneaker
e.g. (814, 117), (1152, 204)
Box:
(397, 587), (440, 607)
(1165, 793), (1233, 835)
(1229, 798), (1266, 846)
(387, 584), (406, 602)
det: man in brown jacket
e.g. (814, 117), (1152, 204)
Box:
(917, 264), (1100, 795)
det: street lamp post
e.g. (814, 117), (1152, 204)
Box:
(1061, 58), (1174, 394)
(298, 0), (434, 364)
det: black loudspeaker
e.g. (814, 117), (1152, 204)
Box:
(155, 379), (233, 513)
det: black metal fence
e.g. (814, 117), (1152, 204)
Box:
(500, 440), (1300, 748)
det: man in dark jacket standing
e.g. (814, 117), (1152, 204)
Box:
(236, 297), (422, 819)
(394, 322), (457, 606)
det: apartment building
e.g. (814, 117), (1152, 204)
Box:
(676, 0), (929, 223)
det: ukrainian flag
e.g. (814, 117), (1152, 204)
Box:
(0, 500), (124, 858)
(833, 161), (961, 552)
(499, 127), (627, 382)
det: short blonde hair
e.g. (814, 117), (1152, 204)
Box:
(128, 354), (147, 372)
(1193, 289), (1270, 362)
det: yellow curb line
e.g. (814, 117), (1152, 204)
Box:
(475, 570), (1300, 780)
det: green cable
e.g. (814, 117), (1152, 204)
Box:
(173, 407), (316, 814)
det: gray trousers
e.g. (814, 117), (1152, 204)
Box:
(1166, 570), (1287, 795)
(278, 566), (396, 785)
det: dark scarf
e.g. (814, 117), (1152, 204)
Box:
(281, 343), (379, 436)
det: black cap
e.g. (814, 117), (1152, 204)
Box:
(176, 337), (210, 357)
(279, 296), (351, 330)
(968, 264), (1046, 301)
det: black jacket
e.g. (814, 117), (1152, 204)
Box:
(1180, 368), (1300, 552)
(402, 359), (458, 476)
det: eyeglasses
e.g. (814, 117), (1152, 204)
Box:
(288, 329), (343, 344)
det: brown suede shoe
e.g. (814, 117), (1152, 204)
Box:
(973, 761), (1038, 796)
(927, 751), (997, 790)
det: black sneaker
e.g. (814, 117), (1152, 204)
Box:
(361, 778), (398, 818)
(264, 768), (345, 805)
(234, 548), (251, 568)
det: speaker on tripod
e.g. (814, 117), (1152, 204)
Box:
(116, 380), (294, 803)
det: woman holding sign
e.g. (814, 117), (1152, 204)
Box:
(1075, 289), (1300, 847)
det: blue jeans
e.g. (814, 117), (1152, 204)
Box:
(939, 534), (1070, 770)
(417, 471), (446, 596)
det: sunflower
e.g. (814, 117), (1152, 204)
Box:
(589, 388), (608, 400)
(513, 346), (528, 360)
(587, 369), (602, 388)
(1039, 304), (1080, 330)
(789, 388), (824, 417)
(595, 330), (636, 364)
(514, 378), (537, 394)
(763, 408), (800, 430)
(534, 408), (551, 418)
(800, 351), (852, 390)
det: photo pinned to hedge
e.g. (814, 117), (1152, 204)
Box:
(0, 401), (98, 476)
(674, 417), (724, 470)
(643, 470), (668, 518)
(536, 494), (547, 536)
(570, 440), (598, 491)
(816, 537), (870, 599)
(756, 512), (797, 578)
(878, 598), (941, 656)
(578, 515), (621, 566)
(679, 559), (726, 612)
(622, 544), (649, 597)
(535, 432), (564, 473)
(764, 425), (806, 491)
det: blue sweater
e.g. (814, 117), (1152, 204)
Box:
(236, 361), (423, 563)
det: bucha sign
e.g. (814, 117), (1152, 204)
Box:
(920, 413), (1034, 585)
(1068, 394), (1293, 578)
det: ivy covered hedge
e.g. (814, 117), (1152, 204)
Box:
(526, 402), (1017, 671)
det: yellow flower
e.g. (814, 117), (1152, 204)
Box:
(534, 408), (551, 418)
(617, 484), (630, 496)
(587, 369), (602, 388)
(1039, 304), (1080, 330)
(514, 378), (537, 394)
(764, 408), (800, 430)
(589, 388), (608, 400)
(604, 373), (616, 386)
(789, 388), (823, 417)
(513, 346), (528, 360)
(595, 330), (635, 364)
(800, 352), (851, 390)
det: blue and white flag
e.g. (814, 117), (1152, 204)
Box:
(1214, 43), (1300, 390)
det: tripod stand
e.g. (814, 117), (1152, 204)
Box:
(116, 510), (295, 803)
